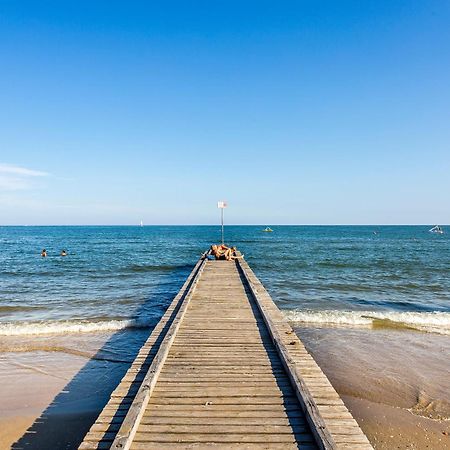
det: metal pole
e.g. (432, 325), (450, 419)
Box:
(221, 208), (224, 244)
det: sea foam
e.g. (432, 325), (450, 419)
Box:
(284, 309), (450, 335)
(0, 317), (153, 336)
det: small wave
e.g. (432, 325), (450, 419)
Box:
(316, 261), (359, 269)
(0, 305), (46, 313)
(0, 343), (131, 363)
(284, 309), (450, 335)
(0, 317), (154, 336)
(0, 343), (93, 358)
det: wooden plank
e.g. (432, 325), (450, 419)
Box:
(151, 388), (295, 397)
(130, 443), (314, 450)
(147, 396), (300, 406)
(156, 381), (293, 387)
(139, 416), (307, 426)
(132, 432), (314, 444)
(135, 424), (311, 434)
(143, 404), (303, 413)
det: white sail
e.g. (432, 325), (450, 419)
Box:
(429, 225), (443, 234)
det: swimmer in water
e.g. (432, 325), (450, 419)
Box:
(60, 249), (67, 256)
(41, 249), (47, 257)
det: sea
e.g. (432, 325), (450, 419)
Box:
(0, 225), (449, 337)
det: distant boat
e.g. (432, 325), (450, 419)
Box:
(262, 227), (273, 232)
(429, 225), (444, 234)
(140, 220), (144, 227)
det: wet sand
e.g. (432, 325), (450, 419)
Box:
(0, 327), (449, 449)
(0, 352), (85, 448)
(0, 416), (35, 450)
(0, 331), (137, 449)
(296, 325), (450, 449)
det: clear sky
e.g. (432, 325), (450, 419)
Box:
(0, 1), (449, 225)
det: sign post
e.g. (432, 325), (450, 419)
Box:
(217, 201), (227, 244)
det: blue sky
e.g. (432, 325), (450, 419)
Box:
(0, 1), (449, 225)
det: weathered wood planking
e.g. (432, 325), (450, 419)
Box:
(80, 255), (373, 450)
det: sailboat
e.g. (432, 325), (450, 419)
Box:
(140, 220), (144, 227)
(429, 225), (444, 234)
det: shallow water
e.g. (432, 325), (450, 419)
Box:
(0, 225), (448, 338)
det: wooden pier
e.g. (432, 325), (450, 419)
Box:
(80, 254), (372, 450)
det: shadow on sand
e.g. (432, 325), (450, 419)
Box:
(12, 265), (192, 450)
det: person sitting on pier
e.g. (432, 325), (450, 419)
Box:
(210, 244), (232, 260)
(210, 244), (243, 261)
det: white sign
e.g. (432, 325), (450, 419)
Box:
(217, 201), (227, 209)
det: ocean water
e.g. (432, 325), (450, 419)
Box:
(0, 225), (449, 336)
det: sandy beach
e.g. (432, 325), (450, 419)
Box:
(0, 325), (448, 449)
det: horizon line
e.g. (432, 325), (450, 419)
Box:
(0, 223), (447, 227)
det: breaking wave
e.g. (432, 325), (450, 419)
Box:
(0, 317), (154, 336)
(284, 309), (450, 335)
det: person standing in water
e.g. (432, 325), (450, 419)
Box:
(41, 249), (47, 257)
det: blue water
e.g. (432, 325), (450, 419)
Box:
(0, 226), (449, 335)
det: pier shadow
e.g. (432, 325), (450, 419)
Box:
(237, 265), (317, 450)
(12, 264), (194, 450)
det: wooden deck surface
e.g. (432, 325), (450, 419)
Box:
(80, 256), (372, 450)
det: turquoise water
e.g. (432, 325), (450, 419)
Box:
(0, 225), (449, 335)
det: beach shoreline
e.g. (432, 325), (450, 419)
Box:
(1, 325), (449, 449)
